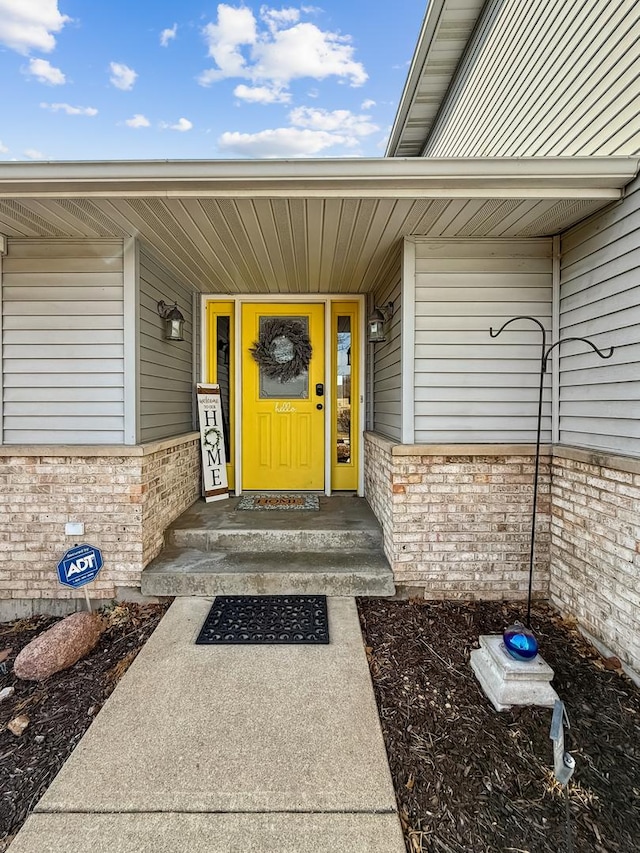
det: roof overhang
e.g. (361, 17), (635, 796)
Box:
(0, 157), (637, 294)
(386, 0), (486, 157)
(0, 156), (635, 198)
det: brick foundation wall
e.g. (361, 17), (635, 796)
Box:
(141, 436), (201, 567)
(364, 433), (551, 600)
(363, 432), (395, 566)
(550, 447), (640, 676)
(0, 433), (200, 612)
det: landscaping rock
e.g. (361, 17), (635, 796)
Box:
(7, 715), (30, 737)
(13, 612), (104, 681)
(0, 685), (15, 703)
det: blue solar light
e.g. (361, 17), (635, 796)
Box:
(503, 624), (539, 661)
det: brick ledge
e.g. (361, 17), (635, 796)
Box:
(553, 444), (640, 476)
(0, 432), (200, 458)
(364, 433), (550, 457)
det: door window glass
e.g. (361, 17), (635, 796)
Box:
(216, 315), (231, 453)
(258, 315), (310, 399)
(336, 316), (351, 464)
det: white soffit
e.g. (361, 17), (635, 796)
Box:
(386, 0), (487, 157)
(0, 157), (637, 295)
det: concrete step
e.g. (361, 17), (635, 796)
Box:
(141, 547), (395, 597)
(167, 526), (383, 553)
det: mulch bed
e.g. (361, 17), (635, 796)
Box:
(357, 598), (640, 853)
(0, 601), (170, 851)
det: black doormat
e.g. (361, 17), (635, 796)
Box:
(236, 494), (320, 511)
(195, 595), (330, 645)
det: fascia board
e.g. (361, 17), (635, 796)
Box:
(0, 157), (637, 198)
(385, 0), (448, 158)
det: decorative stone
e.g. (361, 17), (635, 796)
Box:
(0, 685), (15, 703)
(7, 714), (30, 736)
(13, 612), (103, 681)
(503, 623), (539, 661)
(470, 634), (559, 712)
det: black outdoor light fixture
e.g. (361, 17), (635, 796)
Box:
(368, 301), (394, 343)
(157, 300), (185, 341)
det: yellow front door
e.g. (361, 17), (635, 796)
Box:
(242, 303), (325, 491)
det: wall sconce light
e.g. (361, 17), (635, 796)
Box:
(157, 300), (185, 341)
(367, 301), (394, 343)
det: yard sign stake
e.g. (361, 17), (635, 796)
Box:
(490, 317), (613, 627)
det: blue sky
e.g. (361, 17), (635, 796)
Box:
(0, 1), (426, 161)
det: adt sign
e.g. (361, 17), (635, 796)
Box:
(57, 544), (103, 589)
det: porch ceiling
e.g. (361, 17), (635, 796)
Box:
(0, 157), (637, 294)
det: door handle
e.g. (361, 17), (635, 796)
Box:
(315, 383), (324, 396)
(316, 403), (324, 410)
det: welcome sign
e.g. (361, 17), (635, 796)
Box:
(196, 384), (229, 502)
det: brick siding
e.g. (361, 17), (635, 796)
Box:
(550, 448), (640, 675)
(364, 433), (550, 600)
(0, 433), (200, 609)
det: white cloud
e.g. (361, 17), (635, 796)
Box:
(41, 102), (98, 116)
(218, 104), (379, 158)
(125, 114), (150, 128)
(260, 6), (300, 31)
(218, 127), (346, 158)
(162, 117), (193, 132)
(0, 141), (8, 154)
(289, 106), (378, 137)
(200, 5), (256, 83)
(0, 0), (70, 55)
(199, 4), (367, 95)
(160, 23), (177, 46)
(24, 57), (65, 85)
(253, 23), (367, 87)
(361, 99), (376, 109)
(234, 83), (290, 104)
(110, 62), (137, 91)
(24, 148), (46, 159)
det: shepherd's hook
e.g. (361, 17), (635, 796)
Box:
(489, 318), (613, 627)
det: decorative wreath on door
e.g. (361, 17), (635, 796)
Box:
(250, 317), (312, 383)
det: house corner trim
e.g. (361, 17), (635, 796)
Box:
(401, 238), (416, 444)
(123, 236), (140, 445)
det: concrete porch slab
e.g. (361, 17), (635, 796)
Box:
(168, 495), (381, 535)
(32, 597), (399, 816)
(141, 548), (395, 596)
(142, 495), (394, 598)
(9, 812), (405, 853)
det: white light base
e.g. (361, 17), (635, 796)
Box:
(470, 634), (559, 712)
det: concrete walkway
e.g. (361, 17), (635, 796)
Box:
(9, 598), (405, 852)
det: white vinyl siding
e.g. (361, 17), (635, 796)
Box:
(412, 239), (553, 443)
(559, 175), (640, 456)
(2, 239), (125, 444)
(425, 0), (640, 157)
(139, 247), (195, 443)
(372, 246), (402, 440)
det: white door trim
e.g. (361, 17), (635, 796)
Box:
(201, 294), (366, 497)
